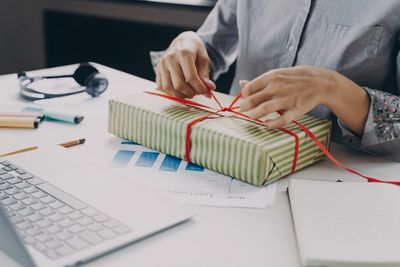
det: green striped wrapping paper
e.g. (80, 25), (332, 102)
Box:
(108, 90), (332, 186)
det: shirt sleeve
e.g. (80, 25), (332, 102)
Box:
(196, 0), (239, 80)
(338, 87), (400, 161)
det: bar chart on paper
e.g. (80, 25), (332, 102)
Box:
(108, 139), (277, 208)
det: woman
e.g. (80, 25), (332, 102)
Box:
(153, 0), (400, 160)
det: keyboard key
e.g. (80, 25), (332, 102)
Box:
(32, 191), (47, 199)
(97, 229), (117, 239)
(45, 239), (63, 249)
(58, 218), (74, 228)
(0, 173), (13, 180)
(15, 182), (31, 189)
(36, 219), (52, 228)
(0, 192), (9, 199)
(113, 225), (131, 235)
(2, 166), (13, 172)
(36, 232), (53, 242)
(5, 187), (20, 195)
(93, 214), (109, 223)
(39, 208), (55, 216)
(87, 223), (103, 232)
(9, 202), (25, 211)
(49, 201), (64, 210)
(78, 231), (103, 245)
(13, 192), (28, 200)
(26, 226), (43, 236)
(15, 169), (26, 175)
(47, 224), (62, 234)
(23, 186), (38, 194)
(55, 245), (74, 256)
(48, 212), (64, 222)
(16, 220), (33, 230)
(0, 183), (12, 190)
(7, 177), (22, 185)
(21, 197), (37, 206)
(81, 208), (99, 217)
(40, 195), (56, 204)
(1, 161), (11, 166)
(77, 217), (93, 226)
(27, 212), (43, 222)
(68, 224), (85, 234)
(31, 202), (46, 211)
(67, 211), (83, 220)
(18, 173), (33, 180)
(66, 237), (89, 250)
(0, 169), (6, 175)
(58, 205), (74, 215)
(8, 164), (19, 170)
(26, 177), (44, 186)
(56, 231), (73, 241)
(18, 208), (35, 217)
(0, 197), (17, 206)
(103, 219), (121, 229)
(10, 215), (24, 224)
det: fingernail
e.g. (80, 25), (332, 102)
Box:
(239, 80), (249, 88)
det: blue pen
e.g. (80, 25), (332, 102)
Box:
(23, 105), (84, 124)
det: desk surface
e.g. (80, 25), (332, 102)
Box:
(1, 64), (399, 267)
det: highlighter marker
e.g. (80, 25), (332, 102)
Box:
(23, 105), (84, 124)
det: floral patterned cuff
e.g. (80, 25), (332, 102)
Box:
(365, 87), (400, 143)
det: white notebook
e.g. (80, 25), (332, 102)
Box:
(288, 179), (400, 267)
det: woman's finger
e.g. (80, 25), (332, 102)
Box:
(240, 85), (277, 112)
(264, 110), (297, 129)
(247, 99), (287, 119)
(179, 54), (208, 95)
(159, 62), (186, 98)
(167, 60), (197, 98)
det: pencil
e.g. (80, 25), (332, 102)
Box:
(0, 112), (44, 121)
(0, 146), (38, 157)
(59, 138), (86, 148)
(0, 117), (41, 129)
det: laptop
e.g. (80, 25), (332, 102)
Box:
(0, 156), (193, 267)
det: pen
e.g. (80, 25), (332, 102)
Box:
(59, 138), (86, 148)
(0, 117), (41, 129)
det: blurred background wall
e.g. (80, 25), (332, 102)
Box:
(0, 0), (234, 91)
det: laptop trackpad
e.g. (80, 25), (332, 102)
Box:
(42, 164), (187, 231)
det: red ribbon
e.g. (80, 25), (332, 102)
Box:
(146, 90), (400, 186)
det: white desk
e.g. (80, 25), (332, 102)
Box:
(1, 64), (399, 267)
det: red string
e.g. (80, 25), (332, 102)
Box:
(145, 90), (400, 186)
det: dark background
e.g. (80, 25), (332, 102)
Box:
(44, 7), (235, 94)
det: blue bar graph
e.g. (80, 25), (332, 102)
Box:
(159, 155), (181, 172)
(185, 162), (204, 172)
(111, 150), (135, 167)
(121, 140), (137, 145)
(135, 152), (159, 167)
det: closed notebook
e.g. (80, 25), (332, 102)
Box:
(288, 179), (400, 267)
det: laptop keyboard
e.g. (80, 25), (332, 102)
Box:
(0, 160), (132, 260)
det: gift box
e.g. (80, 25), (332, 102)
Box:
(108, 90), (332, 186)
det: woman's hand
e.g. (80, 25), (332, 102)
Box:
(156, 31), (215, 98)
(240, 66), (370, 135)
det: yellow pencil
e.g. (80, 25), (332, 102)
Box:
(0, 146), (38, 157)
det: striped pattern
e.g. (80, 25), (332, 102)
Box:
(108, 91), (332, 186)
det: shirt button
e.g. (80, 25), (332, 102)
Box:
(288, 44), (295, 52)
